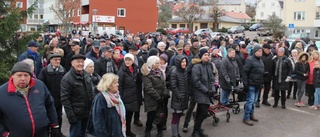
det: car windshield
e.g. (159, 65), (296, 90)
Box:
(251, 24), (258, 27)
(288, 33), (301, 39)
(231, 26), (238, 29)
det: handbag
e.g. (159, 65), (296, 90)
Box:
(153, 101), (166, 125)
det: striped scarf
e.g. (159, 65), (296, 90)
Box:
(101, 91), (126, 137)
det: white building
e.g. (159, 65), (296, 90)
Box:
(255, 0), (283, 22)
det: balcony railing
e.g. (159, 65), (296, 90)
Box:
(27, 19), (44, 24)
(81, 14), (89, 22)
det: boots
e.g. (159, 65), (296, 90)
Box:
(242, 119), (254, 126)
(250, 114), (258, 122)
(171, 124), (179, 137)
(134, 119), (143, 127)
(191, 131), (201, 137)
(126, 131), (136, 137)
(282, 102), (286, 109)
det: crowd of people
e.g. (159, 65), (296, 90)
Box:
(0, 30), (320, 137)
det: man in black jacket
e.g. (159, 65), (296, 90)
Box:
(242, 45), (265, 126)
(258, 44), (274, 107)
(61, 54), (94, 137)
(38, 53), (66, 137)
(94, 46), (118, 76)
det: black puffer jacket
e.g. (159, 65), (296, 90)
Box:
(141, 65), (170, 112)
(294, 52), (310, 80)
(191, 58), (215, 105)
(219, 56), (240, 90)
(170, 55), (189, 110)
(61, 68), (94, 124)
(38, 64), (66, 107)
(261, 52), (274, 82)
(94, 57), (118, 76)
(242, 55), (265, 88)
(313, 68), (320, 88)
(117, 63), (140, 112)
(272, 56), (292, 90)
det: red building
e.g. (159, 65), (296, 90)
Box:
(72, 0), (158, 35)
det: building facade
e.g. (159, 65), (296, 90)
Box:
(283, 0), (320, 40)
(255, 0), (283, 22)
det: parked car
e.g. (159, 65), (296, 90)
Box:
(249, 24), (262, 31)
(170, 28), (190, 34)
(227, 26), (245, 34)
(287, 33), (310, 46)
(210, 32), (226, 37)
(257, 27), (273, 36)
(166, 28), (175, 34)
(194, 28), (213, 36)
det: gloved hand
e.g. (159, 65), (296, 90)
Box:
(50, 127), (60, 137)
(285, 76), (291, 82)
(207, 90), (215, 97)
(243, 83), (249, 93)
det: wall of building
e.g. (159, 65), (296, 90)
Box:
(255, 0), (282, 21)
(283, 0), (316, 27)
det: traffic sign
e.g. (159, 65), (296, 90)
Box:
(288, 24), (294, 29)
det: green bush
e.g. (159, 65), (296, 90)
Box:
(156, 28), (167, 35)
(217, 27), (228, 32)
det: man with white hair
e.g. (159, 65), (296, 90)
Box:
(157, 42), (166, 55)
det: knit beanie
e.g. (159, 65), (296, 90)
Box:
(278, 47), (285, 53)
(124, 53), (135, 61)
(83, 58), (94, 70)
(199, 48), (209, 59)
(253, 45), (262, 53)
(148, 48), (159, 56)
(159, 54), (168, 63)
(12, 62), (32, 76)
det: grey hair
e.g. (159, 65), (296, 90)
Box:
(157, 42), (166, 49)
(146, 56), (160, 68)
(22, 59), (34, 67)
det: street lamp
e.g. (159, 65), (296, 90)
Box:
(92, 9), (98, 36)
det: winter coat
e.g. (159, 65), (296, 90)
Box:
(90, 72), (101, 94)
(191, 58), (215, 105)
(219, 57), (240, 90)
(294, 52), (310, 80)
(0, 78), (58, 137)
(85, 49), (101, 63)
(91, 93), (124, 137)
(18, 49), (43, 77)
(272, 56), (292, 90)
(141, 65), (170, 112)
(211, 54), (222, 71)
(60, 67), (94, 124)
(261, 52), (274, 82)
(242, 55), (265, 88)
(38, 64), (66, 107)
(94, 57), (118, 76)
(117, 63), (140, 112)
(313, 68), (320, 88)
(170, 55), (189, 111)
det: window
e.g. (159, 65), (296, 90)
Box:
(295, 0), (305, 1)
(4, 1), (10, 7)
(261, 12), (264, 17)
(78, 9), (81, 16)
(171, 24), (177, 28)
(72, 9), (75, 17)
(315, 30), (319, 38)
(40, 15), (43, 19)
(316, 12), (320, 19)
(16, 2), (23, 8)
(235, 7), (237, 10)
(34, 14), (38, 19)
(262, 3), (265, 8)
(180, 24), (185, 28)
(117, 8), (126, 17)
(294, 11), (305, 20)
(294, 29), (304, 33)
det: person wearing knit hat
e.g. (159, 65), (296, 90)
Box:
(190, 42), (215, 137)
(0, 62), (60, 137)
(271, 45), (292, 110)
(241, 42), (264, 126)
(124, 53), (135, 62)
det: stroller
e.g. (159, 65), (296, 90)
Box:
(207, 81), (244, 126)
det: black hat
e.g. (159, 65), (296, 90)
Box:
(60, 37), (67, 41)
(48, 53), (62, 60)
(71, 54), (86, 61)
(101, 46), (113, 52)
(199, 48), (209, 59)
(191, 39), (198, 43)
(128, 45), (138, 50)
(142, 40), (148, 45)
(148, 48), (159, 56)
(262, 44), (271, 49)
(12, 62), (32, 75)
(92, 40), (100, 48)
(267, 40), (273, 44)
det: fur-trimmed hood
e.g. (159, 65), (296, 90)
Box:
(297, 52), (309, 63)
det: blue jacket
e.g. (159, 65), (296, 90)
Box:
(92, 93), (124, 137)
(0, 78), (58, 137)
(85, 49), (102, 63)
(18, 50), (43, 77)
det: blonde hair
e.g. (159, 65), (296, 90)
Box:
(310, 51), (320, 62)
(97, 73), (119, 92)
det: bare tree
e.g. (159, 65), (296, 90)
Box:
(265, 14), (286, 38)
(246, 5), (256, 19)
(173, 4), (205, 32)
(50, 0), (80, 33)
(209, 2), (224, 31)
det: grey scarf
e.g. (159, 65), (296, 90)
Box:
(275, 57), (283, 83)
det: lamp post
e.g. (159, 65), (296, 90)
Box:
(92, 9), (98, 36)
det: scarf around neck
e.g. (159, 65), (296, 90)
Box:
(275, 57), (283, 83)
(101, 91), (126, 137)
(159, 63), (167, 80)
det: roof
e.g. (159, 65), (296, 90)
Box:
(168, 13), (243, 23)
(223, 11), (251, 20)
(173, 2), (184, 11)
